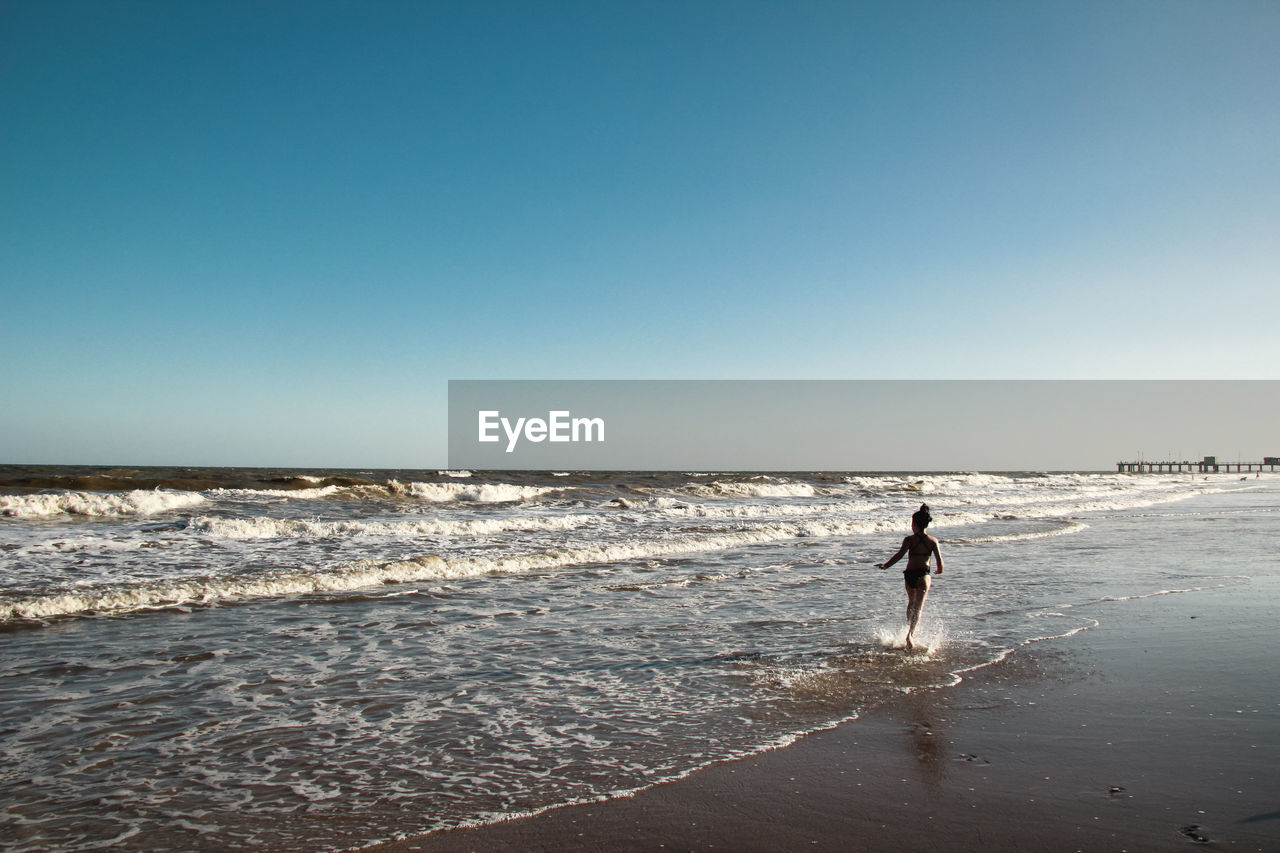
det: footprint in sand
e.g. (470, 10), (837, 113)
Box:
(1180, 824), (1210, 844)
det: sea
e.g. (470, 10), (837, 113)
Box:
(1, 465), (1276, 850)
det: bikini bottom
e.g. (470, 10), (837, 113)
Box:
(903, 568), (930, 590)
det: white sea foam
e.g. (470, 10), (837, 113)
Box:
(186, 512), (606, 540)
(1021, 612), (1102, 644)
(873, 621), (948, 653)
(683, 479), (819, 499)
(648, 497), (880, 520)
(207, 485), (345, 501)
(0, 489), (207, 519)
(385, 481), (559, 503)
(950, 520), (1089, 544)
(0, 515), (894, 621)
(1, 471), (1241, 625)
(843, 475), (928, 492)
(1099, 584), (1226, 602)
(1012, 487), (1215, 518)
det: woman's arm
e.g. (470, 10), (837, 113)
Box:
(877, 537), (910, 570)
(932, 538), (944, 574)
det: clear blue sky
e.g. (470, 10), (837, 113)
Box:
(2, 0), (1277, 467)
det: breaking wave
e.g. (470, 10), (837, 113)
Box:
(186, 512), (607, 540)
(0, 489), (207, 519)
(1, 515), (892, 622)
(208, 485), (346, 501)
(384, 481), (560, 503)
(682, 479), (820, 499)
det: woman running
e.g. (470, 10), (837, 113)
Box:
(876, 503), (943, 649)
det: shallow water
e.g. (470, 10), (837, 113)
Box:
(1, 468), (1275, 850)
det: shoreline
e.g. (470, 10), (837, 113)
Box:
(366, 581), (1279, 852)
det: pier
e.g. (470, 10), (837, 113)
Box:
(1117, 456), (1280, 474)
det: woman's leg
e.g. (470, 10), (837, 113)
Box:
(905, 576), (930, 648)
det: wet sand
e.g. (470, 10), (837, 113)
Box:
(367, 580), (1280, 852)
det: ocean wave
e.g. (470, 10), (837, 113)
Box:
(207, 485), (346, 501)
(201, 480), (561, 505)
(384, 481), (561, 503)
(949, 520), (1089, 544)
(875, 471), (1013, 491)
(646, 497), (881, 520)
(682, 480), (819, 499)
(185, 512), (607, 540)
(0, 489), (207, 519)
(1012, 487), (1215, 519)
(0, 515), (898, 622)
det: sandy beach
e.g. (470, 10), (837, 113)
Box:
(370, 579), (1280, 852)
